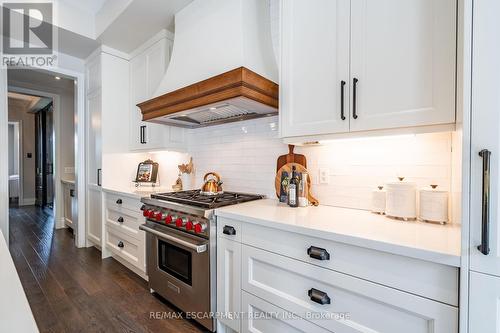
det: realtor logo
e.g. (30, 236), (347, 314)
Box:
(1, 2), (57, 67)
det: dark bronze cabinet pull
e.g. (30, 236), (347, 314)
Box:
(478, 149), (491, 255)
(116, 199), (123, 205)
(117, 241), (124, 248)
(352, 78), (359, 119)
(340, 80), (346, 120)
(223, 225), (236, 236)
(307, 246), (330, 260)
(308, 288), (331, 305)
(117, 217), (124, 223)
(97, 169), (102, 187)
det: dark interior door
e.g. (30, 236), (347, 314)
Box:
(35, 102), (54, 208)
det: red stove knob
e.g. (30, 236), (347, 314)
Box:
(148, 210), (156, 219)
(143, 209), (150, 217)
(155, 212), (164, 221)
(165, 215), (173, 224)
(185, 220), (194, 231)
(194, 223), (206, 234)
(176, 217), (186, 227)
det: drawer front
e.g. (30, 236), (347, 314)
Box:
(106, 207), (142, 240)
(106, 192), (144, 214)
(241, 291), (329, 333)
(106, 224), (145, 272)
(241, 223), (458, 306)
(217, 217), (242, 242)
(242, 245), (458, 333)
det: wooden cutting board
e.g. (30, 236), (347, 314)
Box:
(275, 163), (319, 206)
(276, 145), (307, 172)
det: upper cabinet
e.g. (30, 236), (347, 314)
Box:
(280, 0), (350, 137)
(279, 0), (457, 139)
(129, 36), (186, 151)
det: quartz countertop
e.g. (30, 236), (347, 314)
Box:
(215, 199), (461, 267)
(0, 230), (39, 332)
(102, 186), (171, 200)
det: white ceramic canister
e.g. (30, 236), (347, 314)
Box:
(371, 186), (386, 214)
(385, 178), (417, 220)
(419, 185), (449, 224)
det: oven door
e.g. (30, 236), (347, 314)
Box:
(140, 223), (213, 330)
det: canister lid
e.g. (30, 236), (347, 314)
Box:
(386, 177), (417, 188)
(420, 184), (448, 193)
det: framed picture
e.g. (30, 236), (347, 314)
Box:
(135, 159), (159, 183)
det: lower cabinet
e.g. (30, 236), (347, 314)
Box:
(469, 271), (500, 332)
(217, 237), (242, 332)
(241, 292), (329, 333)
(216, 217), (459, 333)
(103, 191), (147, 276)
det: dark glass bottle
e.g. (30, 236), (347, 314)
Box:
(288, 166), (299, 207)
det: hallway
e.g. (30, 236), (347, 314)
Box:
(8, 206), (206, 333)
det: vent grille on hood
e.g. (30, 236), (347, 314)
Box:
(170, 104), (256, 125)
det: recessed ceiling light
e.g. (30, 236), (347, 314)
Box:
(54, 76), (61, 80)
(209, 107), (217, 110)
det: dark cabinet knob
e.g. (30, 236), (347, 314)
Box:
(140, 205), (146, 211)
(116, 199), (123, 205)
(307, 246), (330, 261)
(223, 225), (236, 236)
(117, 241), (124, 248)
(117, 217), (124, 223)
(308, 288), (331, 305)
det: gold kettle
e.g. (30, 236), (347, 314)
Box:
(201, 172), (223, 195)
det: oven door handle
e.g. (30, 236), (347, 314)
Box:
(140, 225), (208, 253)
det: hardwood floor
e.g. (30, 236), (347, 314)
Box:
(9, 206), (208, 333)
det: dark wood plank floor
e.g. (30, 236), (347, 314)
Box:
(9, 206), (208, 333)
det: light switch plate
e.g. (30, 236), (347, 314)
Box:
(64, 167), (75, 174)
(319, 168), (330, 184)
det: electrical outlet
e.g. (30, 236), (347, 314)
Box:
(319, 168), (330, 184)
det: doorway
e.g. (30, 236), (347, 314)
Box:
(8, 121), (20, 207)
(34, 102), (55, 210)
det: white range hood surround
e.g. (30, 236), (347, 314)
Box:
(153, 0), (278, 97)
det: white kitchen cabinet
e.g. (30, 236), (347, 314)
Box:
(216, 216), (458, 333)
(217, 237), (241, 332)
(241, 291), (329, 333)
(280, 0), (350, 137)
(468, 1), (500, 330)
(86, 84), (102, 246)
(129, 38), (185, 151)
(469, 271), (500, 333)
(279, 0), (457, 139)
(349, 0), (456, 132)
(85, 49), (129, 248)
(469, 0), (500, 278)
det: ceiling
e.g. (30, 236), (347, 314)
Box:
(60, 0), (108, 14)
(8, 92), (53, 113)
(8, 68), (76, 92)
(97, 0), (193, 53)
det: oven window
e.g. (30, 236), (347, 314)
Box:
(158, 239), (192, 285)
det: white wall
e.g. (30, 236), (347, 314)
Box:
(8, 103), (36, 201)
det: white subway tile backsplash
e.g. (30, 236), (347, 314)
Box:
(188, 117), (454, 212)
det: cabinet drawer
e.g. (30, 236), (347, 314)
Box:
(106, 207), (142, 240)
(241, 291), (329, 333)
(217, 217), (241, 242)
(241, 222), (458, 306)
(106, 224), (145, 272)
(242, 245), (457, 333)
(106, 192), (144, 214)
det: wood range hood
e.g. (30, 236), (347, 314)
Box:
(137, 67), (279, 129)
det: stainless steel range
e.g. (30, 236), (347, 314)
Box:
(139, 190), (264, 332)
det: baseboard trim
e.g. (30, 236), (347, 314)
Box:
(20, 198), (36, 206)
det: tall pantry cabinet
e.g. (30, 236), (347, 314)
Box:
(468, 0), (500, 331)
(85, 49), (130, 249)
